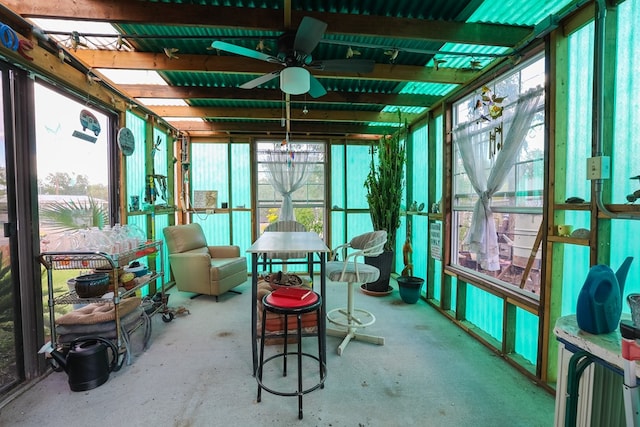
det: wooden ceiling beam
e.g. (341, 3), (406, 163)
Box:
(74, 50), (477, 85)
(0, 33), (124, 110)
(168, 120), (393, 136)
(150, 105), (416, 123)
(9, 0), (531, 47)
(120, 84), (439, 107)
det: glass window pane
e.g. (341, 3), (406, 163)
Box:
(451, 54), (545, 295)
(256, 140), (325, 237)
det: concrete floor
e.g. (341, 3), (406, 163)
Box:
(0, 278), (555, 427)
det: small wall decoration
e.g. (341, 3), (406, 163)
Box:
(193, 190), (218, 209)
(117, 127), (135, 156)
(430, 222), (442, 261)
(473, 86), (506, 159)
(79, 109), (101, 136)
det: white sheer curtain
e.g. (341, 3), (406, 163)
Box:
(453, 88), (543, 270)
(264, 150), (311, 221)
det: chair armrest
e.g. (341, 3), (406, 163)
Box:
(330, 242), (350, 261)
(169, 252), (212, 269)
(344, 249), (366, 266)
(208, 245), (241, 258)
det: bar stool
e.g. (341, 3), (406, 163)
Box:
(325, 230), (387, 355)
(256, 287), (326, 420)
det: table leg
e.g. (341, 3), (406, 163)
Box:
(252, 252), (258, 376)
(319, 252), (326, 365)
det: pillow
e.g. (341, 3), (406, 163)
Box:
(56, 297), (141, 325)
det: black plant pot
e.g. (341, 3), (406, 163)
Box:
(364, 250), (394, 293)
(396, 276), (424, 304)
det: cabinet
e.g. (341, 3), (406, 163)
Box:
(39, 240), (167, 363)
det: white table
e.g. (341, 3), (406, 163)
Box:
(247, 231), (330, 375)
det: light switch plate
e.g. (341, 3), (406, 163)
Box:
(586, 156), (610, 180)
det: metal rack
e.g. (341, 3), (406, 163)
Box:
(39, 240), (166, 361)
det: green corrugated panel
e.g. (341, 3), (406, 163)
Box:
(142, 0), (280, 8)
(293, 0), (472, 20)
(469, 0), (577, 26)
(190, 98), (383, 112)
(400, 82), (459, 96)
(381, 105), (427, 114)
(159, 71), (252, 88)
(189, 99), (282, 108)
(125, 112), (147, 207)
(317, 78), (402, 94)
(116, 23), (278, 54)
(427, 43), (510, 69)
(319, 34), (445, 66)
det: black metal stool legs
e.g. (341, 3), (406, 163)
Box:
(317, 306), (324, 389)
(256, 291), (326, 420)
(297, 313), (303, 419)
(283, 313), (288, 377)
(257, 306), (267, 403)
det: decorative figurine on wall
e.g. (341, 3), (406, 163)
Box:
(626, 175), (640, 203)
(401, 221), (413, 277)
(151, 136), (162, 160)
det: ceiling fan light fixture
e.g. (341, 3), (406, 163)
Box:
(280, 67), (310, 95)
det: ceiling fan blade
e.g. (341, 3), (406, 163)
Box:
(311, 59), (375, 73)
(294, 16), (327, 55)
(211, 41), (280, 64)
(239, 70), (280, 89)
(308, 74), (327, 98)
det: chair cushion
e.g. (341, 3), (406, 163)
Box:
(163, 223), (207, 253)
(350, 230), (387, 251)
(210, 257), (247, 281)
(325, 261), (380, 283)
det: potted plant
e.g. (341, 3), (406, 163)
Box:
(363, 120), (407, 293)
(396, 220), (424, 303)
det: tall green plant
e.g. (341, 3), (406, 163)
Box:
(39, 197), (108, 232)
(365, 123), (407, 252)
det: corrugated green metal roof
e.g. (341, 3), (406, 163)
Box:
(160, 71), (406, 96)
(115, 23), (278, 54)
(400, 82), (459, 96)
(293, 0), (474, 20)
(469, 0), (576, 26)
(381, 105), (427, 115)
(28, 0), (587, 134)
(190, 98), (385, 112)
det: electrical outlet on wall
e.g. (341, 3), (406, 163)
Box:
(586, 156), (610, 180)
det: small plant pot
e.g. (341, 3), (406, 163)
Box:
(396, 276), (424, 304)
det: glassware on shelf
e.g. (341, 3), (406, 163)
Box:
(123, 224), (146, 248)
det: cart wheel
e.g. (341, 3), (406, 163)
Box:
(162, 312), (174, 323)
(48, 358), (65, 372)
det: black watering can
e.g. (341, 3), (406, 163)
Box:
(49, 336), (119, 391)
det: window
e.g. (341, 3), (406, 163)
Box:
(36, 83), (112, 251)
(256, 140), (326, 237)
(451, 55), (545, 296)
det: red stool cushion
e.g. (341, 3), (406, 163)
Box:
(266, 287), (319, 309)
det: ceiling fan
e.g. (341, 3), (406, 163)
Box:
(211, 16), (375, 98)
